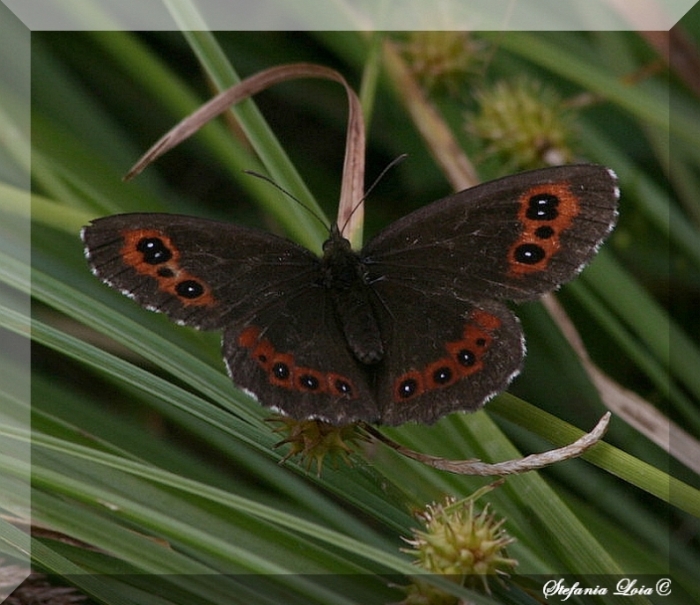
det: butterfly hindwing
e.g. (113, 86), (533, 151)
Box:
(366, 277), (524, 424)
(222, 288), (379, 424)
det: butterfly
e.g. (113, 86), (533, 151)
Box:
(82, 164), (618, 425)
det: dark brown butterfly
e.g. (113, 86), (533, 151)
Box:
(82, 164), (618, 425)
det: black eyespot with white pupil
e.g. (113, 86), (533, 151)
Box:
(137, 237), (172, 264)
(273, 362), (290, 380)
(514, 243), (546, 265)
(432, 366), (453, 384)
(398, 378), (418, 399)
(299, 374), (320, 390)
(334, 379), (353, 396)
(175, 280), (205, 299)
(457, 349), (476, 367)
(526, 193), (559, 221)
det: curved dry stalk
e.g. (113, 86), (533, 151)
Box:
(125, 63), (366, 244)
(362, 412), (610, 475)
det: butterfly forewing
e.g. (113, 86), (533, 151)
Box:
(362, 164), (618, 302)
(82, 213), (320, 330)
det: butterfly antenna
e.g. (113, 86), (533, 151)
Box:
(243, 170), (330, 231)
(340, 154), (408, 235)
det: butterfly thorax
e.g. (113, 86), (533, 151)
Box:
(320, 230), (384, 365)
